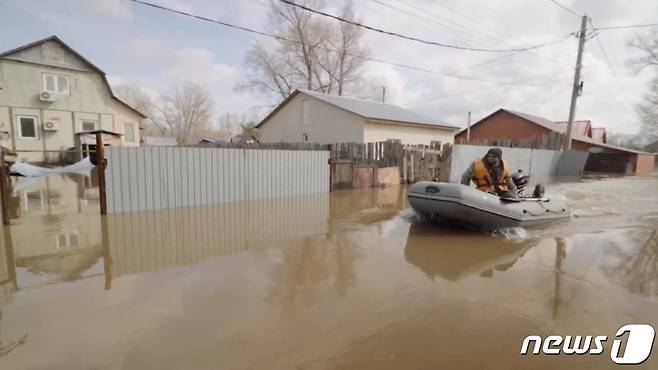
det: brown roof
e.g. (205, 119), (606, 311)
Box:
(553, 120), (593, 137)
(462, 109), (654, 155)
(590, 127), (607, 143)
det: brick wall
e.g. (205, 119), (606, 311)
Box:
(635, 154), (656, 174)
(455, 110), (552, 143)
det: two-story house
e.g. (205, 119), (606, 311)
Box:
(0, 36), (145, 163)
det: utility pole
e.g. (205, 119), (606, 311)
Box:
(563, 15), (588, 151)
(466, 111), (472, 144)
(381, 86), (386, 103)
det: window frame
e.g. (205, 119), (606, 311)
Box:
(23, 189), (45, 212)
(124, 122), (135, 143)
(16, 115), (39, 140)
(42, 72), (70, 95)
(81, 120), (97, 132)
(301, 99), (310, 126)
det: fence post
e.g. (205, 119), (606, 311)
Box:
(402, 149), (408, 184)
(409, 151), (416, 184)
(96, 132), (108, 215)
(0, 148), (10, 225)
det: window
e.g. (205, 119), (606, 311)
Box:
(24, 190), (44, 211)
(301, 99), (310, 125)
(16, 116), (38, 139)
(56, 232), (80, 249)
(42, 73), (69, 94)
(81, 120), (97, 131)
(124, 122), (135, 143)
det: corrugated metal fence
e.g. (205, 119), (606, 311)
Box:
(106, 193), (329, 276)
(104, 147), (330, 213)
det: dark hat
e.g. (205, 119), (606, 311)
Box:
(486, 147), (503, 158)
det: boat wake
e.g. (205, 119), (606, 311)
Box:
(492, 227), (528, 240)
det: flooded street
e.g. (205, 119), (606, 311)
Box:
(1, 172), (657, 369)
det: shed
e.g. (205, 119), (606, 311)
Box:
(257, 89), (460, 145)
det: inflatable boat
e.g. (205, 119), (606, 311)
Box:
(407, 181), (570, 230)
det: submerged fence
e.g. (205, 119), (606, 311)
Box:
(106, 193), (330, 277)
(104, 147), (330, 213)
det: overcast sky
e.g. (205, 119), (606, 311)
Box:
(1, 0), (657, 134)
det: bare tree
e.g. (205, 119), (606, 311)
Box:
(159, 82), (214, 144)
(112, 83), (164, 135)
(113, 84), (155, 116)
(238, 1), (368, 100)
(316, 3), (368, 96)
(629, 30), (658, 139)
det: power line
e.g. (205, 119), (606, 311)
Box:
(403, 53), (517, 88)
(130, 0), (293, 41)
(368, 0), (483, 47)
(547, 0), (582, 18)
(593, 23), (658, 31)
(277, 0), (576, 53)
(381, 0), (505, 47)
(131, 0), (574, 88)
(421, 0), (574, 67)
(588, 19), (638, 120)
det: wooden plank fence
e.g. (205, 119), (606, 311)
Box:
(327, 140), (452, 189)
(456, 132), (564, 150)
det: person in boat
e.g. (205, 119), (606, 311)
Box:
(460, 147), (518, 197)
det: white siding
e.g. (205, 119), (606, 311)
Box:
(0, 43), (115, 162)
(258, 94), (364, 144)
(363, 121), (457, 145)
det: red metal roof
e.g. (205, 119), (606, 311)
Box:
(590, 128), (607, 143)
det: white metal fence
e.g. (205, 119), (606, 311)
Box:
(105, 147), (330, 213)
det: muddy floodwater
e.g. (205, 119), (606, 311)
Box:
(1, 172), (657, 369)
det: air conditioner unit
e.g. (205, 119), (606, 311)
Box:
(43, 120), (60, 131)
(39, 91), (57, 102)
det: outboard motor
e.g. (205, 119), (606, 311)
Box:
(511, 170), (546, 198)
(511, 170), (529, 194)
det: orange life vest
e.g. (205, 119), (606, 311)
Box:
(472, 159), (510, 192)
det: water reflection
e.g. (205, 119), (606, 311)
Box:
(404, 222), (534, 281)
(104, 193), (330, 279)
(605, 228), (658, 297)
(1, 173), (658, 369)
(7, 174), (101, 286)
(0, 225), (25, 358)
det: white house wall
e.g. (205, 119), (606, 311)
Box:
(113, 100), (143, 147)
(0, 40), (121, 162)
(258, 94), (365, 144)
(0, 60), (113, 113)
(363, 121), (456, 145)
(3, 40), (94, 72)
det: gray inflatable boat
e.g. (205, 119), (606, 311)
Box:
(407, 181), (570, 229)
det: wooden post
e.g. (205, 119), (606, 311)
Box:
(96, 132), (107, 215)
(0, 148), (11, 225)
(101, 214), (112, 290)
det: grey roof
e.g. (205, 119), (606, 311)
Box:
(298, 89), (460, 130)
